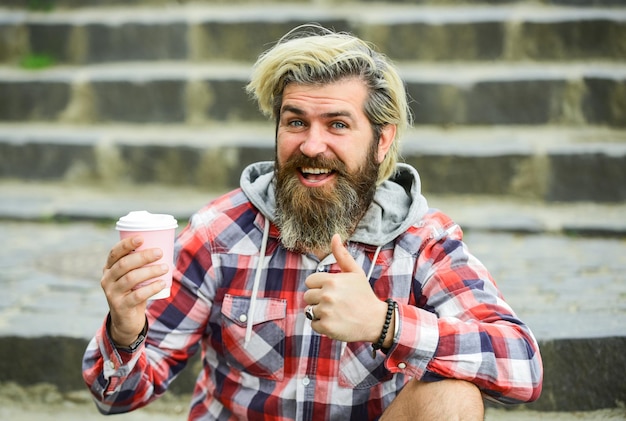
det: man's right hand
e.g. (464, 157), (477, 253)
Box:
(100, 235), (168, 348)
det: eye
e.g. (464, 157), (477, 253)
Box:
(331, 121), (347, 130)
(288, 119), (305, 127)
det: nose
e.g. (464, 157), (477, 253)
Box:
(299, 124), (328, 157)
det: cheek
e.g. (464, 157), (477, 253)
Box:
(275, 140), (291, 165)
(276, 134), (303, 162)
(339, 146), (369, 172)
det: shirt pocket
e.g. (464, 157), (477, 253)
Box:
(221, 294), (286, 381)
(338, 342), (394, 389)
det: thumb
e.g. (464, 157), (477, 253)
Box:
(331, 234), (363, 274)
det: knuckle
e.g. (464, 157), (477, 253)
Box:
(116, 256), (135, 273)
(302, 290), (312, 302)
(125, 289), (142, 304)
(319, 291), (333, 304)
(122, 269), (141, 285)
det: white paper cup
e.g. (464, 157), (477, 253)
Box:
(116, 211), (178, 300)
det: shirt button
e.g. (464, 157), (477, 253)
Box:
(317, 265), (324, 272)
(302, 376), (311, 386)
(239, 314), (248, 323)
(107, 361), (115, 370)
(398, 362), (407, 370)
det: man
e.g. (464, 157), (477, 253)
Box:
(83, 25), (543, 420)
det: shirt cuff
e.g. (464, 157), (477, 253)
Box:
(385, 304), (439, 378)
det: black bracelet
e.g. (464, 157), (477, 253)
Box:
(108, 315), (148, 353)
(372, 298), (395, 358)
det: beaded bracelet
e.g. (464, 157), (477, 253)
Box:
(371, 298), (395, 358)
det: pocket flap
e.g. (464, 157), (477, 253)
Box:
(222, 294), (287, 328)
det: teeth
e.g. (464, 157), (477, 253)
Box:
(301, 167), (330, 175)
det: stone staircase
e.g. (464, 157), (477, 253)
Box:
(0, 0), (624, 202)
(0, 0), (625, 415)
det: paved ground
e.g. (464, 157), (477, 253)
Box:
(0, 181), (625, 418)
(0, 383), (624, 420)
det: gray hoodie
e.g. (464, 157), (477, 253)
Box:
(239, 161), (430, 247)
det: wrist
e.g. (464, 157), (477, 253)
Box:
(107, 315), (148, 350)
(371, 299), (396, 358)
(369, 299), (390, 342)
(382, 304), (397, 349)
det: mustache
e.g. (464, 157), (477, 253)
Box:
(278, 154), (348, 176)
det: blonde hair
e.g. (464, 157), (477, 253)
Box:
(246, 24), (412, 183)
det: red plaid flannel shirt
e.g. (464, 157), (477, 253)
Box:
(83, 188), (543, 419)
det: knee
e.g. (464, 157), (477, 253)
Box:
(382, 378), (485, 421)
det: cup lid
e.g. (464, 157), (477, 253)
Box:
(115, 210), (178, 231)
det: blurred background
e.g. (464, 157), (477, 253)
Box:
(0, 0), (624, 419)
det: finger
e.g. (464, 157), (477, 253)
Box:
(108, 247), (163, 283)
(305, 304), (318, 321)
(102, 248), (165, 302)
(303, 285), (322, 304)
(105, 236), (143, 270)
(114, 263), (169, 293)
(331, 233), (363, 274)
(107, 274), (166, 312)
(126, 277), (167, 304)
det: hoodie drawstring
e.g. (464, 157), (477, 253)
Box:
(366, 245), (382, 282)
(245, 216), (271, 348)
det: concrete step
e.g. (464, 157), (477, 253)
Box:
(0, 182), (624, 411)
(0, 123), (625, 202)
(1, 178), (625, 234)
(1, 4), (625, 64)
(0, 61), (624, 127)
(3, 0), (626, 9)
(0, 387), (624, 421)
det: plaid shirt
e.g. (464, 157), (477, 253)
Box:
(83, 188), (543, 420)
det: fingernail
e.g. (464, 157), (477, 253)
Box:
(160, 264), (169, 272)
(153, 249), (163, 258)
(132, 236), (142, 246)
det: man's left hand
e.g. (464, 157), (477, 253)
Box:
(303, 234), (390, 343)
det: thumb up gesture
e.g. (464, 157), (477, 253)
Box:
(303, 234), (390, 343)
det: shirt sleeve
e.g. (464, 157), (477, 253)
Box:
(82, 217), (212, 414)
(81, 314), (156, 414)
(385, 221), (543, 404)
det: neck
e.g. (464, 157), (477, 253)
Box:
(312, 249), (329, 261)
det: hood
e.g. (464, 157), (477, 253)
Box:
(240, 161), (429, 247)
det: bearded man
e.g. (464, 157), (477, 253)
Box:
(83, 24), (543, 420)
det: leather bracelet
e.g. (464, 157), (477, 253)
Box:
(119, 325), (147, 353)
(107, 315), (148, 353)
(372, 298), (395, 358)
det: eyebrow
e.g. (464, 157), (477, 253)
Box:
(281, 105), (304, 116)
(281, 105), (354, 120)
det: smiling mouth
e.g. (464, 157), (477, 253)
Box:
(300, 167), (335, 182)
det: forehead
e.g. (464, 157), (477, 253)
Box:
(280, 78), (369, 116)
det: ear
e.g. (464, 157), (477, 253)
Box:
(376, 124), (396, 164)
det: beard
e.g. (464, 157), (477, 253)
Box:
(274, 142), (380, 256)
